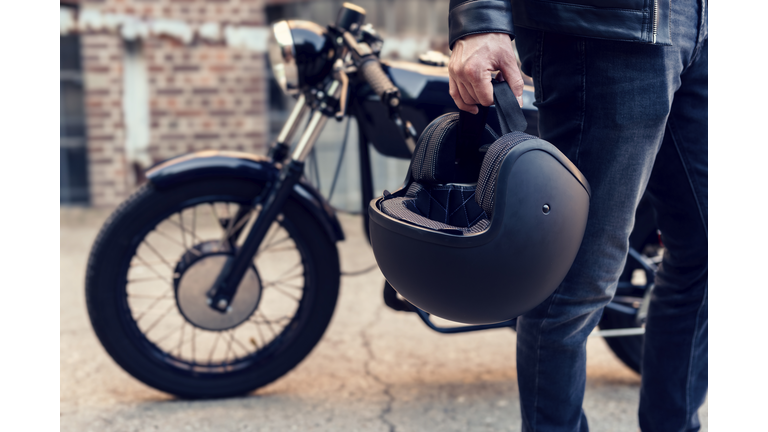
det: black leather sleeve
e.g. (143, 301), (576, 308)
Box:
(449, 0), (514, 50)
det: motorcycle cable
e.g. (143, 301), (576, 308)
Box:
(321, 116), (378, 277)
(326, 115), (351, 203)
(323, 114), (365, 217)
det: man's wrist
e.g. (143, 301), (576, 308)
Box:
(449, 0), (514, 50)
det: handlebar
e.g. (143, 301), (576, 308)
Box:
(358, 58), (400, 107)
(338, 25), (415, 152)
(342, 31), (400, 110)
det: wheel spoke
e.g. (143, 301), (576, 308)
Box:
(249, 318), (268, 347)
(152, 320), (185, 346)
(267, 283), (301, 302)
(191, 326), (196, 363)
(209, 203), (222, 229)
(219, 206), (237, 247)
(151, 228), (202, 256)
(229, 209), (253, 238)
(166, 218), (206, 246)
(127, 276), (169, 284)
(140, 240), (176, 271)
(221, 205), (253, 247)
(141, 303), (177, 335)
(259, 233), (291, 254)
(176, 322), (186, 357)
(231, 335), (251, 358)
(178, 212), (187, 249)
(128, 293), (174, 300)
(271, 262), (303, 282)
(259, 245), (298, 254)
(132, 291), (174, 322)
(224, 330), (235, 363)
(133, 253), (171, 282)
(207, 332), (221, 365)
(130, 259), (170, 268)
(191, 206), (197, 247)
(262, 273), (304, 289)
(257, 310), (279, 339)
(256, 222), (281, 254)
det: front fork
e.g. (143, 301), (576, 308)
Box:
(207, 90), (335, 312)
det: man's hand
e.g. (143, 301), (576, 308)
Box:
(448, 33), (524, 114)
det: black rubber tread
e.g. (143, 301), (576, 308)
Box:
(85, 178), (340, 398)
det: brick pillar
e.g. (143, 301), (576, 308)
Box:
(80, 0), (268, 207)
(80, 33), (130, 207)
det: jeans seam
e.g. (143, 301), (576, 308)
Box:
(537, 31), (544, 103)
(574, 39), (586, 167)
(530, 284), (563, 431)
(665, 117), (708, 236)
(684, 282), (708, 430)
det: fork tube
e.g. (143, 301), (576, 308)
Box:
(277, 94), (309, 144)
(269, 94), (309, 162)
(291, 78), (342, 162)
(292, 110), (330, 162)
(209, 107), (330, 310)
(210, 159), (305, 310)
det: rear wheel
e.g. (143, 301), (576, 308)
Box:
(86, 178), (340, 398)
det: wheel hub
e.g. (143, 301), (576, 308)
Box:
(173, 241), (262, 331)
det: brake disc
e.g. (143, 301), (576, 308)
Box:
(173, 241), (262, 331)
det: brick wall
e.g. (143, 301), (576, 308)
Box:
(80, 32), (129, 206)
(80, 0), (268, 207)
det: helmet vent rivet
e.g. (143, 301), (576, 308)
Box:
(542, 204), (551, 214)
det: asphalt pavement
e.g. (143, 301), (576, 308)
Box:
(61, 206), (707, 432)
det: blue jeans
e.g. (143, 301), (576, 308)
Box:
(513, 0), (708, 430)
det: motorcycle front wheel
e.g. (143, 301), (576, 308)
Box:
(85, 177), (340, 398)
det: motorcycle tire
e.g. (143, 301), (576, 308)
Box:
(86, 177), (340, 399)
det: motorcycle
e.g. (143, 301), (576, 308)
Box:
(85, 3), (659, 399)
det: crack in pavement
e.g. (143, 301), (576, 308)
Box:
(360, 305), (397, 432)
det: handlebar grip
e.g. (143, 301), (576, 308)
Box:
(359, 57), (400, 107)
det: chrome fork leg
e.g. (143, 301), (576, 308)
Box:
(269, 94), (310, 162)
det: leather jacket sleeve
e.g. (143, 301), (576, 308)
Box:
(448, 0), (514, 50)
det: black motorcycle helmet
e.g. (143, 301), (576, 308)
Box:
(368, 79), (591, 324)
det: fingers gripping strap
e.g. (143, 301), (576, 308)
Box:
(491, 80), (528, 134)
(456, 78), (528, 142)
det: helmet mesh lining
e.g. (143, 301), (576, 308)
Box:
(379, 182), (490, 234)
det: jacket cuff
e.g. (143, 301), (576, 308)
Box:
(449, 0), (514, 50)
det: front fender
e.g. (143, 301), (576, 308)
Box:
(146, 150), (344, 242)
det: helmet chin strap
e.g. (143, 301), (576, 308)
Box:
(455, 105), (489, 165)
(491, 78), (528, 134)
(455, 76), (529, 165)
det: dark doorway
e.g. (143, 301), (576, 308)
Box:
(61, 31), (90, 204)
